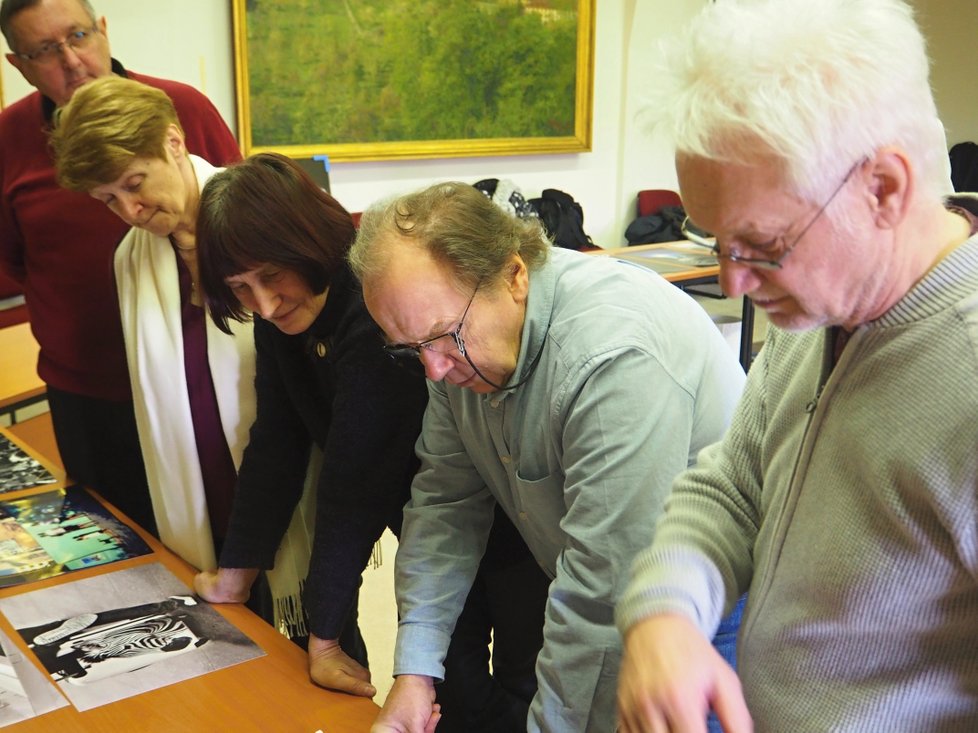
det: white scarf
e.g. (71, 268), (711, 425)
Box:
(115, 155), (314, 636)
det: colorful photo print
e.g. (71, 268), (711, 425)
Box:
(0, 486), (151, 588)
(0, 563), (263, 711)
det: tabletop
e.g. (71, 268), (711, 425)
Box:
(588, 240), (721, 284)
(0, 323), (45, 420)
(0, 426), (379, 733)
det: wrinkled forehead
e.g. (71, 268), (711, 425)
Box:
(8, 0), (95, 47)
(365, 234), (469, 293)
(676, 153), (800, 228)
(363, 244), (472, 338)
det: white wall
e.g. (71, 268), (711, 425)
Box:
(912, 0), (978, 145)
(3, 1), (972, 242)
(1, 0), (699, 248)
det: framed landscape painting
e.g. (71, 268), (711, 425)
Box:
(233, 0), (594, 161)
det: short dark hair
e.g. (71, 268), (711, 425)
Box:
(197, 152), (356, 334)
(1, 0), (96, 51)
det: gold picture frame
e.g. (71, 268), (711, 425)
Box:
(232, 0), (594, 162)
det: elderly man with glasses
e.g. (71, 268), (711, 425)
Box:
(615, 1), (978, 732)
(0, 0), (239, 533)
(348, 182), (745, 732)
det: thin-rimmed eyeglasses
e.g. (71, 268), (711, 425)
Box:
(681, 159), (863, 270)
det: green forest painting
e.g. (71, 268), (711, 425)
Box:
(234, 0), (593, 161)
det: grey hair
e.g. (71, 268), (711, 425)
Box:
(348, 181), (550, 290)
(642, 0), (950, 205)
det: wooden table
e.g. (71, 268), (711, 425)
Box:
(590, 241), (755, 371)
(0, 426), (379, 733)
(0, 323), (46, 424)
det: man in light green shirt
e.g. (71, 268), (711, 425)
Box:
(349, 182), (745, 732)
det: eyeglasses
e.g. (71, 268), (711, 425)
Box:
(383, 285), (478, 361)
(17, 26), (100, 65)
(382, 282), (543, 392)
(681, 160), (863, 271)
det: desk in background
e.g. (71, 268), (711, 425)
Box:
(0, 323), (45, 424)
(590, 241), (756, 371)
(0, 425), (379, 733)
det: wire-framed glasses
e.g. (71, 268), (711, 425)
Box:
(382, 285), (478, 361)
(681, 160), (863, 271)
(17, 26), (100, 65)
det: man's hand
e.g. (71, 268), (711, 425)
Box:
(617, 614), (752, 733)
(192, 567), (259, 603)
(371, 674), (441, 733)
(308, 634), (376, 697)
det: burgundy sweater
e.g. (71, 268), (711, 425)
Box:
(0, 60), (241, 400)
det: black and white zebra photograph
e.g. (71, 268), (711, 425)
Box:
(0, 563), (263, 711)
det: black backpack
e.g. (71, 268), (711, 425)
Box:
(527, 189), (594, 250)
(624, 204), (687, 245)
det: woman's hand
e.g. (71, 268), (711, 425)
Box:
(193, 567), (259, 603)
(308, 634), (376, 697)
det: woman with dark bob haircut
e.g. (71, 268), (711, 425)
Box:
(196, 156), (549, 729)
(192, 152), (427, 697)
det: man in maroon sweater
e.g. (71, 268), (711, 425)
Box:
(0, 0), (241, 532)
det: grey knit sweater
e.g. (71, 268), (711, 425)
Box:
(618, 235), (978, 731)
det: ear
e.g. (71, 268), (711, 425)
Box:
(6, 52), (25, 75)
(866, 147), (912, 230)
(163, 124), (187, 159)
(505, 254), (529, 304)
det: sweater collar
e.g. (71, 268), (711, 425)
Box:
(41, 57), (127, 122)
(874, 235), (978, 328)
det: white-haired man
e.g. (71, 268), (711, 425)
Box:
(616, 1), (978, 731)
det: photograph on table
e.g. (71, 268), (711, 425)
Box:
(0, 434), (56, 494)
(0, 627), (67, 729)
(0, 563), (263, 711)
(0, 486), (151, 589)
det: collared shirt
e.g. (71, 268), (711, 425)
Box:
(394, 246), (745, 731)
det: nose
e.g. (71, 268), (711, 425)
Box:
(717, 259), (762, 299)
(59, 42), (83, 69)
(250, 284), (281, 320)
(116, 195), (143, 226)
(419, 349), (454, 382)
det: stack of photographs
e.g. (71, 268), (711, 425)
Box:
(0, 434), (56, 494)
(0, 486), (151, 589)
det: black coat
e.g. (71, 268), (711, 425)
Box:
(219, 264), (427, 638)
